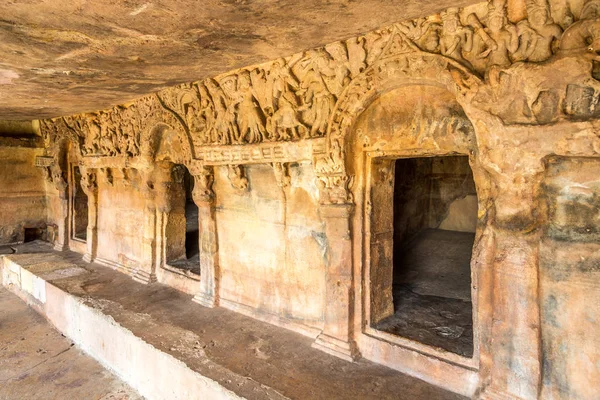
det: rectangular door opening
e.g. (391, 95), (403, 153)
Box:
(375, 156), (476, 357)
(166, 165), (200, 276)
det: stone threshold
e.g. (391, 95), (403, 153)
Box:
(0, 244), (465, 400)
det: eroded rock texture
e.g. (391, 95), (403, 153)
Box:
(0, 0), (479, 119)
(1, 0), (600, 399)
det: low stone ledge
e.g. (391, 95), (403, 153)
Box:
(0, 246), (466, 400)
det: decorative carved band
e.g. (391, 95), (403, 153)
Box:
(197, 138), (325, 165)
(37, 0), (600, 205)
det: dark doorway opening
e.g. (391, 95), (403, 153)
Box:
(72, 166), (88, 241)
(183, 169), (200, 261)
(24, 227), (45, 243)
(167, 165), (200, 275)
(375, 156), (476, 357)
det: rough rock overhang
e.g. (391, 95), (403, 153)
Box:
(0, 0), (479, 120)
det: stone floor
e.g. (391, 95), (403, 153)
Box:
(378, 229), (474, 357)
(0, 287), (141, 400)
(1, 241), (466, 400)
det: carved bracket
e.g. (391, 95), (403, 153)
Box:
(227, 164), (249, 190)
(192, 166), (215, 204)
(272, 162), (291, 188)
(80, 169), (98, 196)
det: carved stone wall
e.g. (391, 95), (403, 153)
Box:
(38, 0), (600, 157)
(540, 157), (600, 400)
(214, 162), (326, 331)
(95, 168), (146, 271)
(0, 146), (48, 244)
(37, 0), (600, 399)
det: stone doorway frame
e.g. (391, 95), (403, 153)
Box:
(361, 150), (480, 370)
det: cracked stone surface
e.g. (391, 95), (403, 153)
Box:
(0, 286), (141, 400)
(0, 0), (479, 119)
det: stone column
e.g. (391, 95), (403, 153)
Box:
(137, 166), (164, 284)
(50, 165), (69, 251)
(138, 163), (183, 284)
(191, 166), (220, 308)
(312, 203), (359, 361)
(312, 154), (359, 361)
(480, 153), (544, 400)
(80, 168), (98, 263)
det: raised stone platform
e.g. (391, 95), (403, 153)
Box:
(0, 242), (465, 400)
(0, 286), (141, 400)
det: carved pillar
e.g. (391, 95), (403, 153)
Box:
(80, 168), (98, 263)
(137, 166), (164, 284)
(313, 202), (359, 361)
(479, 153), (544, 400)
(160, 165), (186, 265)
(51, 165), (69, 251)
(191, 166), (220, 308)
(312, 152), (359, 361)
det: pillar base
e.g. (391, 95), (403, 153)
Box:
(131, 270), (157, 285)
(192, 293), (218, 308)
(53, 243), (68, 251)
(479, 387), (520, 400)
(312, 333), (359, 362)
(82, 253), (94, 263)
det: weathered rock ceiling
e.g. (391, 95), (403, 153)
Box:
(0, 0), (480, 120)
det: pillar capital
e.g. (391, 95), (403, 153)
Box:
(192, 166), (215, 205)
(79, 167), (98, 196)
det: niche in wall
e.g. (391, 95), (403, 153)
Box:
(372, 156), (477, 358)
(24, 227), (46, 243)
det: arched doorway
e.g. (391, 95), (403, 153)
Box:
(347, 84), (483, 364)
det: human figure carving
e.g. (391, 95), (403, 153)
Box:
(559, 0), (600, 56)
(482, 0), (519, 68)
(233, 71), (267, 144)
(272, 162), (291, 188)
(259, 59), (306, 141)
(513, 0), (562, 62)
(440, 8), (474, 68)
(364, 28), (392, 65)
(123, 131), (138, 157)
(80, 169), (97, 195)
(196, 83), (217, 144)
(268, 92), (305, 141)
(207, 78), (236, 145)
(399, 17), (442, 53)
(84, 117), (101, 155)
(51, 166), (67, 194)
(295, 50), (337, 138)
(345, 36), (367, 77)
(265, 59), (299, 113)
(324, 42), (352, 97)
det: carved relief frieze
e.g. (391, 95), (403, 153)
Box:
(38, 0), (600, 182)
(197, 138), (324, 166)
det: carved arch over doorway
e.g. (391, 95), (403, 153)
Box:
(141, 120), (194, 165)
(316, 42), (481, 204)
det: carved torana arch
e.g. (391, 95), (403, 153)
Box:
(316, 31), (480, 204)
